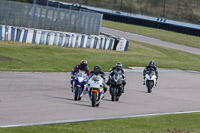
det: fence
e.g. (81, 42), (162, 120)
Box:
(0, 0), (103, 35)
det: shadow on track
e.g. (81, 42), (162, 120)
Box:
(51, 96), (74, 101)
(133, 90), (149, 93)
(39, 94), (93, 107)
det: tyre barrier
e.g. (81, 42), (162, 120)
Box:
(0, 25), (129, 51)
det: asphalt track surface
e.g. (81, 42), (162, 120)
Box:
(101, 27), (200, 55)
(1, 69), (200, 127)
(1, 29), (200, 127)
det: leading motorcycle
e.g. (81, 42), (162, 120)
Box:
(87, 75), (104, 107)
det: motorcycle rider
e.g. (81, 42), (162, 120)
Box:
(88, 65), (107, 94)
(107, 62), (126, 93)
(71, 60), (90, 92)
(143, 60), (158, 85)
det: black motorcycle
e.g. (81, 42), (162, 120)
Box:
(109, 72), (124, 101)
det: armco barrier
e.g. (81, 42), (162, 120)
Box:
(0, 25), (129, 51)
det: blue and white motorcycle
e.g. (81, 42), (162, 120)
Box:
(72, 70), (88, 100)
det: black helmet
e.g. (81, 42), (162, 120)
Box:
(80, 60), (87, 68)
(116, 62), (122, 71)
(149, 60), (155, 67)
(93, 65), (101, 74)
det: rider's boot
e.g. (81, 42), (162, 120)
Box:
(103, 86), (107, 94)
(122, 88), (124, 93)
(155, 78), (158, 86)
(122, 85), (125, 93)
(80, 91), (85, 97)
(84, 87), (88, 95)
(143, 77), (145, 85)
(106, 79), (110, 86)
(71, 80), (74, 92)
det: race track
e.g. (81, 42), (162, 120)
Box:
(101, 27), (200, 55)
(1, 69), (200, 127)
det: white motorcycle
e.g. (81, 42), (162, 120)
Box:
(87, 75), (104, 107)
(144, 70), (157, 93)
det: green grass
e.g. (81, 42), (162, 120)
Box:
(1, 113), (200, 133)
(1, 40), (200, 72)
(102, 20), (200, 49)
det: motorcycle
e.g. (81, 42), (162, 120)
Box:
(87, 75), (104, 107)
(144, 70), (157, 93)
(109, 72), (124, 101)
(72, 70), (88, 101)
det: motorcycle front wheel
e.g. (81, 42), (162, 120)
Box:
(146, 80), (153, 93)
(92, 91), (97, 107)
(74, 86), (80, 101)
(111, 87), (117, 101)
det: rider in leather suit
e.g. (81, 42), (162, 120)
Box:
(143, 60), (158, 85)
(88, 65), (107, 93)
(107, 62), (126, 93)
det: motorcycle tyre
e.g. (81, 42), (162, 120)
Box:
(111, 87), (116, 101)
(92, 92), (97, 107)
(74, 86), (80, 101)
(147, 81), (153, 93)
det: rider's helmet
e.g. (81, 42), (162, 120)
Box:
(116, 62), (122, 71)
(94, 65), (101, 74)
(80, 60), (87, 68)
(149, 60), (155, 67)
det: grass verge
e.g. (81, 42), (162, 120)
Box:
(1, 113), (200, 133)
(0, 40), (200, 72)
(102, 20), (200, 49)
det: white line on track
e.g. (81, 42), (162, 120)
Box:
(1, 110), (200, 128)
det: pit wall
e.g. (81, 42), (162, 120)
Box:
(0, 25), (128, 51)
